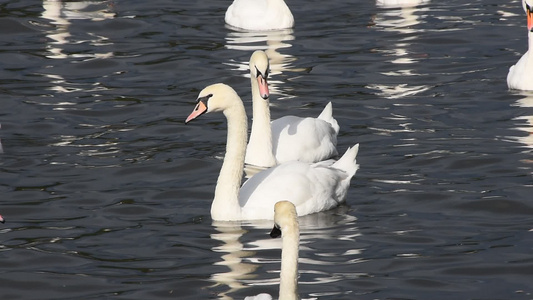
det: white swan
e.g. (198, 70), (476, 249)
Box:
(245, 201), (300, 300)
(225, 0), (294, 31)
(185, 83), (359, 221)
(245, 294), (273, 300)
(0, 214), (4, 223)
(508, 0), (533, 90)
(246, 50), (339, 168)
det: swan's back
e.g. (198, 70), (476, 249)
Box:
(317, 102), (340, 134)
(225, 0), (294, 31)
(238, 148), (358, 220)
(507, 1), (533, 90)
(507, 50), (533, 90)
(244, 293), (273, 300)
(271, 115), (338, 164)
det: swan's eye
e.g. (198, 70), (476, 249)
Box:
(255, 67), (270, 79)
(527, 2), (533, 14)
(255, 67), (262, 78)
(197, 93), (213, 103)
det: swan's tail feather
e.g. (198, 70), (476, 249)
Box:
(317, 102), (333, 120)
(317, 102), (340, 134)
(332, 143), (359, 176)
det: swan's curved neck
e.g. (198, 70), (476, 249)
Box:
(210, 100), (248, 221)
(279, 220), (299, 300)
(246, 76), (277, 167)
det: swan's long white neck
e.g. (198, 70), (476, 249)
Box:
(246, 76), (277, 167)
(279, 220), (299, 300)
(210, 100), (248, 221)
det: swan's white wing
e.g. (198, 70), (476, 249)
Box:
(272, 116), (338, 164)
(225, 0), (269, 28)
(508, 50), (533, 90)
(507, 4), (533, 91)
(244, 293), (273, 300)
(225, 0), (293, 31)
(239, 161), (348, 220)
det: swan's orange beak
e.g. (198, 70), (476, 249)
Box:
(257, 75), (269, 100)
(185, 100), (208, 123)
(526, 3), (533, 31)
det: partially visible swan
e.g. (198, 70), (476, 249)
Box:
(0, 214), (4, 223)
(225, 0), (294, 31)
(185, 83), (359, 221)
(245, 294), (273, 300)
(508, 0), (533, 90)
(245, 201), (300, 300)
(246, 50), (339, 168)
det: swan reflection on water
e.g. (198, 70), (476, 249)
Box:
(224, 28), (299, 100)
(210, 222), (260, 300)
(376, 0), (429, 9)
(39, 0), (115, 99)
(509, 93), (533, 162)
(41, 0), (115, 61)
(210, 206), (362, 299)
(39, 1), (126, 162)
(0, 124), (3, 154)
(368, 1), (431, 99)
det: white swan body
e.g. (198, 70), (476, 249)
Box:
(245, 201), (300, 300)
(245, 294), (273, 300)
(225, 0), (294, 31)
(246, 51), (339, 168)
(508, 0), (533, 90)
(185, 83), (359, 221)
(271, 106), (339, 165)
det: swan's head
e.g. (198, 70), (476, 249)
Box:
(249, 50), (270, 100)
(270, 201), (298, 238)
(185, 83), (241, 123)
(523, 0), (533, 31)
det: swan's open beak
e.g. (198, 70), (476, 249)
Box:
(526, 3), (533, 31)
(185, 100), (208, 124)
(257, 75), (269, 100)
(270, 224), (281, 238)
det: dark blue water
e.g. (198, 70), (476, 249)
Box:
(0, 0), (532, 299)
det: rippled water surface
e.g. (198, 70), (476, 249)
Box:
(1, 0), (533, 299)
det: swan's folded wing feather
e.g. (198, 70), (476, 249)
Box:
(239, 162), (347, 219)
(272, 116), (338, 163)
(240, 162), (313, 216)
(226, 0), (268, 23)
(244, 293), (273, 300)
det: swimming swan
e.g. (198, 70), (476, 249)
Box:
(245, 201), (300, 300)
(225, 0), (294, 31)
(246, 50), (339, 168)
(508, 0), (533, 90)
(185, 83), (359, 221)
